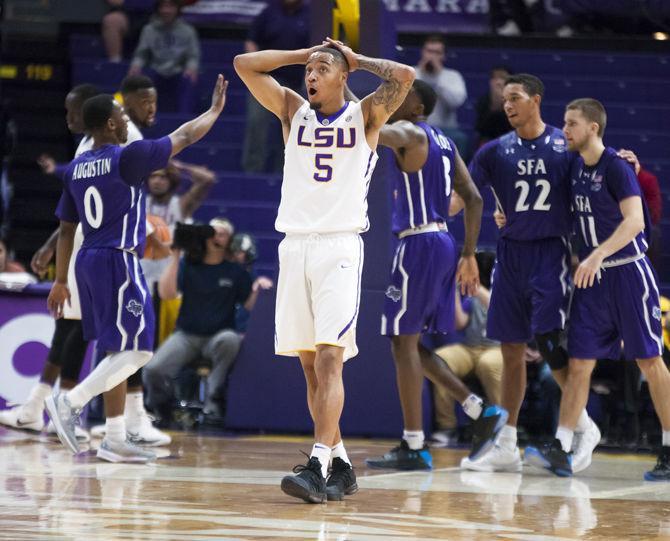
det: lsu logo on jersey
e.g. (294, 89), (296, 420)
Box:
(297, 126), (356, 148)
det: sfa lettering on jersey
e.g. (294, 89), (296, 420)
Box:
(517, 158), (547, 175)
(72, 158), (112, 180)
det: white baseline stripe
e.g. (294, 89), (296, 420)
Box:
(393, 243), (409, 335)
(634, 260), (663, 354)
(116, 252), (131, 350)
(418, 169), (428, 224)
(132, 190), (143, 248)
(132, 253), (147, 351)
(403, 172), (415, 228)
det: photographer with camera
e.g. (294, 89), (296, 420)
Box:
(142, 218), (253, 422)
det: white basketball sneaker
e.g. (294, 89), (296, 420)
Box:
(127, 410), (171, 447)
(0, 404), (44, 432)
(571, 420), (601, 473)
(460, 444), (522, 472)
(97, 438), (157, 463)
(46, 420), (90, 442)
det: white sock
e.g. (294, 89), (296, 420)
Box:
(498, 425), (517, 450)
(66, 351), (152, 410)
(331, 441), (351, 466)
(556, 426), (574, 453)
(310, 443), (331, 478)
(575, 410), (591, 433)
(106, 415), (126, 445)
(461, 394), (484, 420)
(403, 430), (425, 450)
(663, 431), (670, 447)
(124, 391), (145, 432)
(26, 383), (52, 413)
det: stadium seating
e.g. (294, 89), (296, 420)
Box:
(68, 34), (670, 287)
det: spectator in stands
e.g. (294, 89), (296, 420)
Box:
(414, 35), (469, 158)
(101, 0), (129, 62)
(0, 237), (24, 273)
(129, 0), (200, 113)
(143, 218), (253, 423)
(229, 232), (274, 334)
(146, 159), (215, 227)
(241, 0), (310, 173)
(430, 252), (502, 446)
(0, 99), (16, 241)
(489, 0), (545, 35)
(474, 66), (513, 147)
(142, 159), (215, 290)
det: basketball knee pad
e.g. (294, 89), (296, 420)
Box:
(535, 330), (568, 371)
(100, 350), (153, 392)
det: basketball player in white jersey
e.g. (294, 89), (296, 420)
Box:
(234, 38), (415, 503)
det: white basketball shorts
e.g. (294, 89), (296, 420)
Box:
(275, 232), (364, 361)
(63, 224), (83, 320)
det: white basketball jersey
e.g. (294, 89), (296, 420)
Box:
(276, 100), (378, 234)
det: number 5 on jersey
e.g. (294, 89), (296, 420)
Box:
(314, 153), (333, 182)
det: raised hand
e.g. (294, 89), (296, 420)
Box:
(210, 74), (229, 114)
(37, 154), (56, 175)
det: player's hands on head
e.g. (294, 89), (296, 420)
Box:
(210, 74), (228, 114)
(31, 246), (54, 278)
(324, 37), (359, 71)
(573, 251), (603, 289)
(493, 210), (507, 229)
(617, 148), (640, 175)
(47, 282), (71, 319)
(37, 154), (56, 175)
(456, 255), (480, 296)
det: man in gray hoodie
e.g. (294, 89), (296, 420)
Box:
(129, 0), (200, 113)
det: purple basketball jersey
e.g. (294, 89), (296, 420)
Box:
(56, 137), (172, 256)
(469, 125), (574, 241)
(390, 123), (455, 234)
(570, 146), (651, 263)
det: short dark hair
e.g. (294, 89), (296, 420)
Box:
(423, 34), (445, 48)
(412, 79), (437, 117)
(82, 94), (116, 131)
(120, 75), (155, 96)
(504, 73), (544, 98)
(311, 46), (350, 72)
(566, 98), (607, 137)
(155, 0), (181, 11)
(490, 65), (513, 78)
(69, 84), (100, 105)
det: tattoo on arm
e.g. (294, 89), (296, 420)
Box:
(358, 57), (413, 113)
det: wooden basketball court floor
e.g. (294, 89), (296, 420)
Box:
(1, 427), (669, 540)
